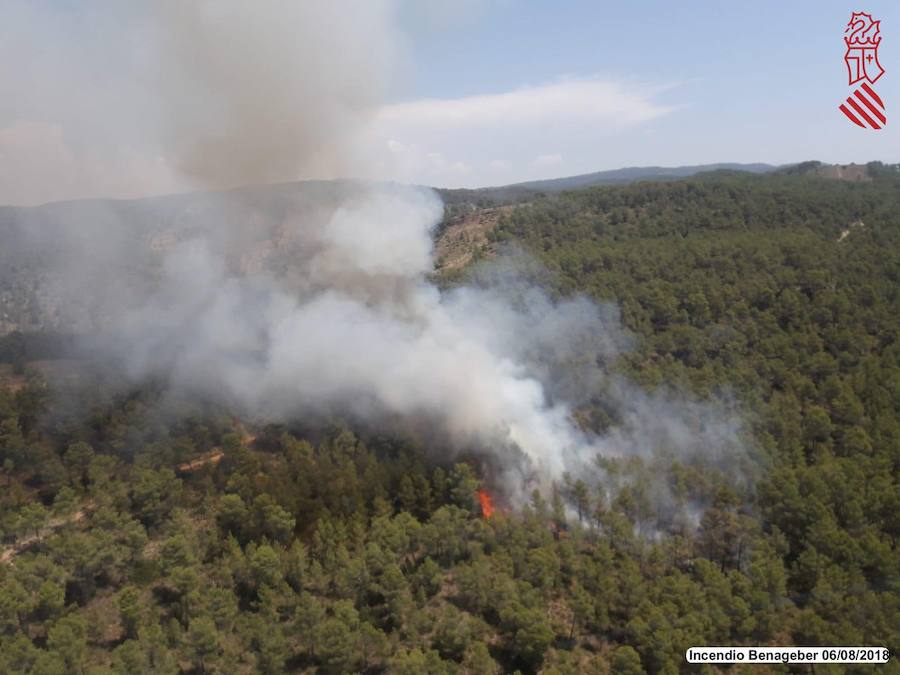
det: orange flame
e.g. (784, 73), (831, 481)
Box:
(477, 489), (494, 519)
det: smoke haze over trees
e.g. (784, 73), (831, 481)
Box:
(0, 0), (897, 672)
(1, 167), (898, 672)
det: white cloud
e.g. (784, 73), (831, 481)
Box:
(366, 77), (677, 187)
(380, 78), (672, 129)
(531, 153), (563, 168)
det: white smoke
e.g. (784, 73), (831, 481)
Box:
(74, 179), (746, 507)
(106, 185), (605, 477)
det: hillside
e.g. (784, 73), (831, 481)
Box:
(0, 164), (898, 673)
(0, 161), (880, 337)
(0, 180), (367, 335)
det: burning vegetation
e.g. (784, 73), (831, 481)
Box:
(477, 489), (495, 519)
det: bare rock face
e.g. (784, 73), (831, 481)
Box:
(815, 163), (872, 182)
(433, 205), (513, 273)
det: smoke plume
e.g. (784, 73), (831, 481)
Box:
(153, 1), (398, 188)
(0, 0), (399, 203)
(1, 1), (751, 513)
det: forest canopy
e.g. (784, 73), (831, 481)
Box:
(1, 168), (898, 673)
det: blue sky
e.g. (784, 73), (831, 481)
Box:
(1, 1), (898, 203)
(379, 0), (900, 186)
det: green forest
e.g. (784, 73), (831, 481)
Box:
(1, 167), (898, 673)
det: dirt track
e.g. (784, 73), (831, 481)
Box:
(1, 502), (94, 564)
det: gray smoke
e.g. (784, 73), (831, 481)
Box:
(0, 0), (399, 204)
(153, 1), (398, 188)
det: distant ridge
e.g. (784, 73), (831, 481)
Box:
(509, 162), (776, 191)
(436, 162), (779, 205)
